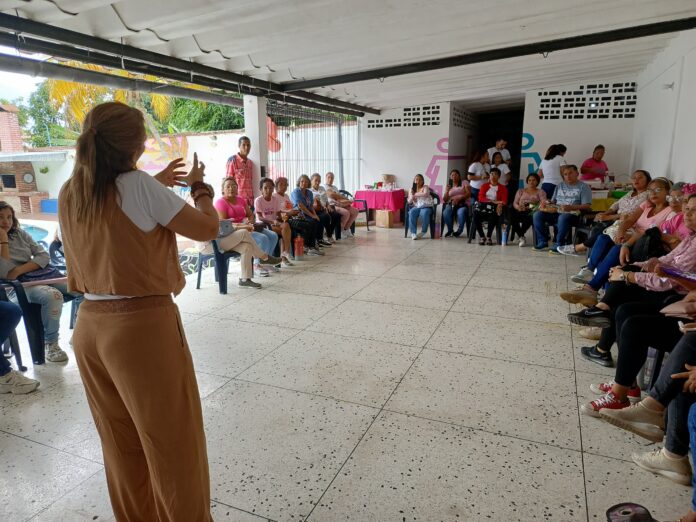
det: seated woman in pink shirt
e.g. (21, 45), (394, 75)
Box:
(580, 145), (609, 182)
(255, 177), (293, 266)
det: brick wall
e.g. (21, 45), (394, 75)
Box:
(0, 161), (37, 191)
(0, 107), (23, 153)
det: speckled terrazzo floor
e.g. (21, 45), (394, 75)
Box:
(1, 228), (691, 521)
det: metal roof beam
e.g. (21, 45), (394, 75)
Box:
(282, 16), (696, 91)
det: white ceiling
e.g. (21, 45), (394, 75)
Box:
(0, 0), (694, 112)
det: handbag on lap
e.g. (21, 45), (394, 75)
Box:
(16, 265), (64, 282)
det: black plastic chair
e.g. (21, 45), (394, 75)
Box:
(404, 190), (440, 239)
(339, 190), (369, 232)
(195, 239), (241, 295)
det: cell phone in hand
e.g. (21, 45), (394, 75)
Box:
(447, 179), (453, 188)
(412, 183), (417, 192)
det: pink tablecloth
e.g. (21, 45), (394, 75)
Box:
(352, 189), (406, 212)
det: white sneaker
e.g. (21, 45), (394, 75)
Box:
(570, 267), (594, 284)
(343, 229), (354, 238)
(631, 448), (692, 486)
(411, 233), (418, 240)
(45, 341), (68, 363)
(256, 266), (270, 277)
(518, 237), (526, 247)
(0, 370), (40, 394)
(306, 247), (325, 256)
(416, 232), (423, 239)
(557, 244), (581, 256)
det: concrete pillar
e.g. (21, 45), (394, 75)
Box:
(243, 95), (268, 197)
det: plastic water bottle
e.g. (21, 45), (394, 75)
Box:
(501, 224), (508, 246)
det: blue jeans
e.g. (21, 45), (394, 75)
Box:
(443, 204), (468, 234)
(532, 211), (576, 248)
(587, 243), (621, 290)
(0, 301), (22, 376)
(689, 404), (696, 510)
(541, 182), (556, 200)
(408, 207), (432, 235)
(587, 233), (616, 270)
(253, 228), (278, 256)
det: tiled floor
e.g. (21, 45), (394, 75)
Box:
(1, 228), (691, 521)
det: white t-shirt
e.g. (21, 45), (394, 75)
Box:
(485, 185), (499, 201)
(492, 163), (511, 185)
(85, 170), (186, 300)
(487, 147), (511, 162)
(468, 162), (489, 190)
(538, 155), (567, 185)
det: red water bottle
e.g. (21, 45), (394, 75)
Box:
(294, 236), (304, 258)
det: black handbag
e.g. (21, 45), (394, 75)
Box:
(631, 227), (667, 262)
(474, 201), (497, 215)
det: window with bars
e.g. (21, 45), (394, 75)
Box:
(266, 103), (361, 193)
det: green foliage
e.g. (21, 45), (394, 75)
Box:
(165, 98), (244, 133)
(18, 82), (76, 148)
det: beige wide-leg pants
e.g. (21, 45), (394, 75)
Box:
(217, 228), (266, 279)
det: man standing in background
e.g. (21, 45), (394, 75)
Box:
(488, 138), (511, 166)
(226, 136), (255, 206)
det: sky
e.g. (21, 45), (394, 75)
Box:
(0, 46), (44, 102)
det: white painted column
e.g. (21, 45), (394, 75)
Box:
(243, 95), (268, 196)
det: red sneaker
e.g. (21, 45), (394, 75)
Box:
(589, 382), (641, 403)
(581, 392), (630, 418)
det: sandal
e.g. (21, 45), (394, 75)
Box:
(486, 238), (493, 245)
(478, 238), (486, 245)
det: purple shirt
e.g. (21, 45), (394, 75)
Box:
(634, 233), (696, 293)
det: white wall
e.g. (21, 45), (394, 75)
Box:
(34, 156), (75, 198)
(521, 79), (636, 181)
(361, 103), (458, 198)
(631, 29), (696, 182)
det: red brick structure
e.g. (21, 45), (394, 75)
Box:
(0, 105), (47, 214)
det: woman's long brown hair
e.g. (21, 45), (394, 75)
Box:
(60, 102), (146, 224)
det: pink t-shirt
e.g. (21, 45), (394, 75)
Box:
(214, 197), (247, 223)
(635, 201), (673, 232)
(254, 195), (282, 222)
(580, 158), (608, 181)
(661, 212), (691, 240)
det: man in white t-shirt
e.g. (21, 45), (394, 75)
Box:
(487, 139), (511, 166)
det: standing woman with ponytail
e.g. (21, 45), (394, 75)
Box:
(59, 102), (218, 521)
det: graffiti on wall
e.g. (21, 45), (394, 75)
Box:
(521, 132), (542, 176)
(425, 137), (467, 198)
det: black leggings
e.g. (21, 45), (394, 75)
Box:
(510, 209), (532, 238)
(288, 217), (319, 248)
(475, 212), (499, 239)
(612, 303), (682, 387)
(597, 282), (677, 351)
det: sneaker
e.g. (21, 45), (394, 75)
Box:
(281, 254), (294, 267)
(256, 266), (270, 277)
(581, 392), (630, 418)
(416, 232), (423, 239)
(45, 341), (68, 363)
(444, 231), (453, 238)
(556, 244), (581, 256)
(453, 230), (464, 238)
(238, 278), (262, 288)
(325, 237), (335, 244)
(560, 288), (598, 307)
(568, 307), (611, 328)
(318, 239), (332, 247)
(580, 345), (614, 367)
(0, 370), (40, 394)
(259, 255), (282, 266)
(532, 244), (548, 252)
(590, 382), (642, 403)
(631, 448), (692, 486)
(548, 247), (562, 255)
(518, 237), (526, 247)
(599, 401), (666, 443)
(578, 327), (602, 341)
(570, 267), (594, 285)
(306, 247), (325, 256)
(411, 233), (418, 240)
(343, 229), (354, 238)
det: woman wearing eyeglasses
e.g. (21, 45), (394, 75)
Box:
(560, 178), (674, 307)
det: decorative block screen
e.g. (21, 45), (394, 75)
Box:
(451, 106), (477, 129)
(367, 105), (441, 129)
(538, 82), (636, 120)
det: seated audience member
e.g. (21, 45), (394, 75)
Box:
(595, 329), (696, 489)
(467, 150), (490, 202)
(291, 174), (332, 249)
(408, 174), (434, 240)
(511, 173), (546, 247)
(474, 168), (508, 245)
(579, 144), (609, 182)
(215, 178), (280, 278)
(560, 169), (650, 257)
(0, 201), (70, 362)
(323, 171), (358, 238)
(255, 178), (293, 266)
(566, 194), (696, 366)
(490, 152), (511, 186)
(442, 169), (470, 237)
(561, 178), (673, 306)
(310, 173), (339, 243)
(0, 301), (39, 394)
(487, 138), (511, 166)
(275, 177), (323, 256)
(660, 183), (691, 251)
(532, 165), (592, 254)
(537, 144), (567, 199)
